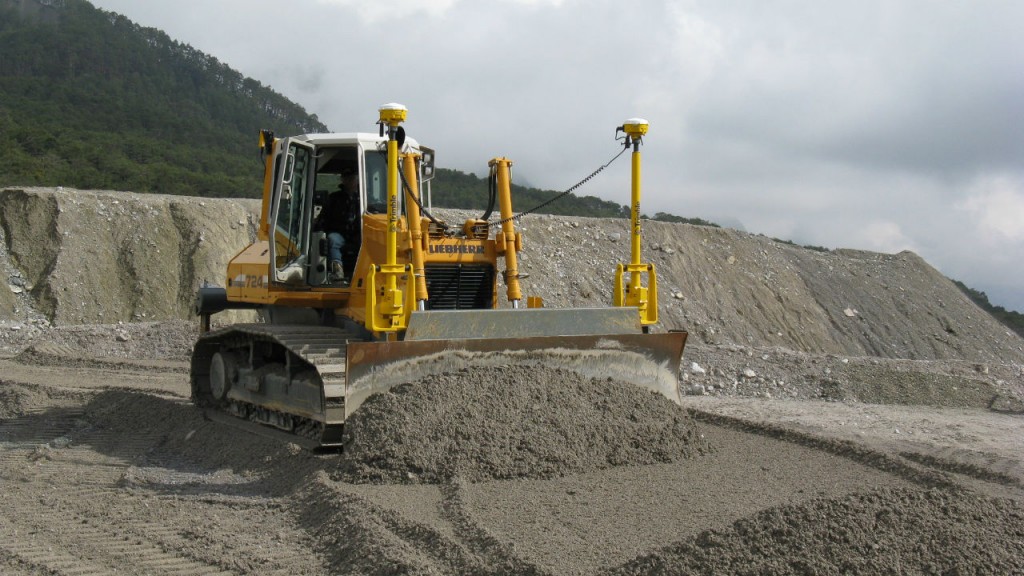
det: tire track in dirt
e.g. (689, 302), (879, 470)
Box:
(0, 382), (325, 575)
(0, 503), (236, 576)
(296, 475), (448, 575)
(1, 413), (239, 575)
(438, 479), (547, 575)
(899, 450), (1024, 488)
(684, 408), (960, 489)
(297, 473), (550, 575)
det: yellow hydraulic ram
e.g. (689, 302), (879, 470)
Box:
(403, 151), (430, 310)
(490, 157), (524, 308)
(367, 103), (415, 334)
(613, 118), (659, 327)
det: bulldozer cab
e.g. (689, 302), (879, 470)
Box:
(268, 135), (412, 288)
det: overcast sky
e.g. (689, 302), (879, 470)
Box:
(88, 0), (1024, 311)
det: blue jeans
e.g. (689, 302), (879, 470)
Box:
(327, 232), (345, 266)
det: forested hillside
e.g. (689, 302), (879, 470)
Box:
(430, 168), (630, 219)
(430, 168), (720, 224)
(0, 0), (703, 221)
(0, 0), (326, 197)
(0, 0), (711, 224)
(955, 281), (1024, 338)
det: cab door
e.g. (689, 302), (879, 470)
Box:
(269, 138), (315, 284)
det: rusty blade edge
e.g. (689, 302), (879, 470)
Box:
(343, 332), (687, 419)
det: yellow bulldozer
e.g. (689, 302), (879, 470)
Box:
(191, 104), (687, 447)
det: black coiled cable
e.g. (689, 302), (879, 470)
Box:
(492, 145), (628, 226)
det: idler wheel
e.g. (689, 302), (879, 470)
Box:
(209, 351), (236, 400)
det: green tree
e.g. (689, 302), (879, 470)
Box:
(953, 281), (1024, 338)
(0, 0), (326, 197)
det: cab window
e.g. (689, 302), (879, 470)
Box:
(364, 150), (390, 214)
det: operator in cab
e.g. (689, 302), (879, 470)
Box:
(314, 168), (360, 284)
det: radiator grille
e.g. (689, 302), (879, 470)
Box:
(424, 264), (495, 310)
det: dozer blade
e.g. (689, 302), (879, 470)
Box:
(345, 308), (687, 418)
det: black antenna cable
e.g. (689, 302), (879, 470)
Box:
(494, 145), (628, 225)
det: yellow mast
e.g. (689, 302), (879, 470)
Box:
(613, 118), (659, 328)
(367, 103), (415, 334)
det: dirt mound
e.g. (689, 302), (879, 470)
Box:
(79, 390), (319, 488)
(0, 380), (89, 420)
(610, 487), (1024, 575)
(0, 187), (259, 325)
(439, 209), (1024, 362)
(6, 320), (198, 362)
(2, 189), (1022, 366)
(14, 345), (188, 373)
(681, 343), (1024, 410)
(337, 365), (711, 484)
(0, 382), (40, 419)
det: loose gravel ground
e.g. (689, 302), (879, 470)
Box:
(1, 325), (1023, 575)
(1, 189), (1023, 574)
